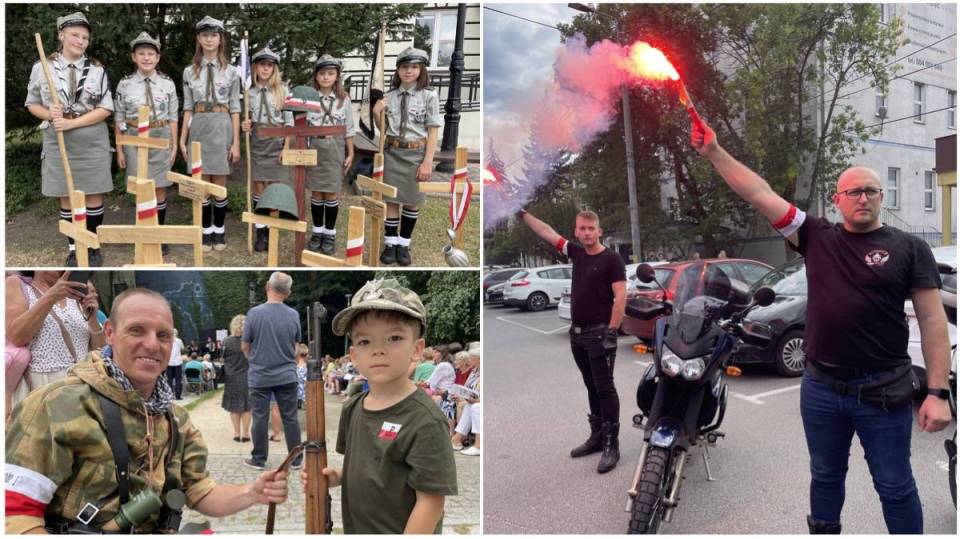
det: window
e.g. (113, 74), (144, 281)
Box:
(949, 90), (956, 129)
(924, 171), (936, 211)
(875, 87), (887, 118)
(877, 3), (887, 23)
(737, 263), (773, 284)
(886, 167), (900, 209)
(913, 82), (925, 123)
(414, 11), (458, 69)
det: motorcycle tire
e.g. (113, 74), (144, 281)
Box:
(627, 446), (672, 534)
(947, 433), (956, 508)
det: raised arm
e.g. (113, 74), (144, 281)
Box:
(516, 210), (564, 249)
(691, 119), (799, 246)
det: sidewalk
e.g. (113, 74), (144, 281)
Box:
(178, 388), (481, 534)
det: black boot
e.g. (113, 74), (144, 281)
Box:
(570, 414), (603, 458)
(380, 244), (397, 265)
(255, 227), (268, 252)
(596, 421), (620, 473)
(807, 516), (841, 534)
(88, 249), (103, 267)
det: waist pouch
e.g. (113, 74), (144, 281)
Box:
(808, 361), (918, 411)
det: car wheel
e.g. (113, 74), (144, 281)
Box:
(775, 329), (805, 377)
(526, 292), (549, 312)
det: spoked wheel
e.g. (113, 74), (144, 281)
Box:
(627, 446), (673, 534)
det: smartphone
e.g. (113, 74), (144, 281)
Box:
(67, 270), (91, 284)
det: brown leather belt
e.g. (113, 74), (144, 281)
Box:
(194, 103), (230, 113)
(62, 111), (81, 119)
(129, 120), (169, 130)
(386, 137), (426, 149)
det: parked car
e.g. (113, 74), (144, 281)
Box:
(485, 282), (508, 305)
(484, 268), (524, 293)
(621, 258), (773, 340)
(932, 245), (957, 323)
(502, 264), (572, 311)
(558, 287), (571, 320)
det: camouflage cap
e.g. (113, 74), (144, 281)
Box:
(251, 47), (280, 65)
(196, 16), (225, 33)
(397, 46), (429, 65)
(313, 54), (342, 72)
(57, 12), (91, 32)
(332, 278), (426, 336)
(130, 32), (160, 52)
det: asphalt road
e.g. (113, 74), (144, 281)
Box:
(483, 305), (957, 534)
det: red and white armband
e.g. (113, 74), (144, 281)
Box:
(555, 237), (569, 256)
(771, 205), (805, 238)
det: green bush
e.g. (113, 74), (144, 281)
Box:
(6, 130), (45, 215)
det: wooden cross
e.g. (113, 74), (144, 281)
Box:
(258, 122), (347, 266)
(355, 159), (397, 267)
(58, 189), (100, 268)
(116, 106), (171, 195)
(96, 178), (204, 266)
(241, 210), (308, 267)
(166, 142), (228, 263)
(302, 206), (366, 267)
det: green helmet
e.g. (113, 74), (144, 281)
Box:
(255, 183), (299, 221)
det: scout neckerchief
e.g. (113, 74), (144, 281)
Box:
(142, 72), (158, 122)
(318, 94), (335, 125)
(101, 354), (174, 415)
(257, 86), (274, 125)
(205, 60), (217, 102)
(55, 53), (91, 109)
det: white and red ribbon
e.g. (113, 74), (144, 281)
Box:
(191, 160), (203, 176)
(72, 207), (87, 222)
(772, 205), (806, 238)
(346, 236), (364, 258)
(372, 163), (384, 181)
(5, 464), (56, 518)
(137, 117), (149, 134)
(137, 199), (158, 220)
(449, 167), (473, 231)
(284, 97), (323, 112)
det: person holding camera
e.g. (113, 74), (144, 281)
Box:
(5, 288), (288, 534)
(516, 209), (627, 473)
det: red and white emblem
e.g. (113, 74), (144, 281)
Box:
(378, 421), (402, 440)
(864, 249), (890, 267)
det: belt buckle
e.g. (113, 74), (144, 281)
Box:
(76, 502), (99, 525)
(573, 326), (582, 335)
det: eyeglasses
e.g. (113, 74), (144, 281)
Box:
(837, 188), (883, 200)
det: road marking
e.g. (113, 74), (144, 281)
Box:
(730, 383), (801, 405)
(494, 316), (569, 335)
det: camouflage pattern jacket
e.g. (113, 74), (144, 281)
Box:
(5, 353), (216, 533)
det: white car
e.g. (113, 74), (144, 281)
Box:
(502, 264), (572, 312)
(558, 287), (571, 320)
(908, 245), (958, 384)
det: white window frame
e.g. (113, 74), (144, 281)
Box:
(414, 10), (459, 70)
(913, 82), (925, 123)
(875, 87), (887, 118)
(886, 167), (900, 209)
(923, 170), (936, 211)
(949, 90), (956, 130)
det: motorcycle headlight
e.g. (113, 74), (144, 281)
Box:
(680, 357), (706, 381)
(660, 350), (683, 377)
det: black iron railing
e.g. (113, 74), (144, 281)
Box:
(344, 72), (480, 111)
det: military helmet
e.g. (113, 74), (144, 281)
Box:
(255, 183), (299, 221)
(283, 85), (323, 112)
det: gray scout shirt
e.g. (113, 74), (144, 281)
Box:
(26, 54), (114, 114)
(305, 92), (355, 137)
(248, 84), (294, 126)
(383, 85), (441, 140)
(115, 71), (178, 128)
(181, 58), (241, 113)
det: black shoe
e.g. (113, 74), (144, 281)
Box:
(380, 244), (397, 265)
(88, 249), (103, 268)
(254, 228), (268, 252)
(320, 233), (336, 255)
(202, 234), (213, 252)
(213, 232), (226, 251)
(161, 244), (170, 257)
(396, 245), (412, 266)
(243, 458), (265, 471)
(308, 233), (324, 252)
(807, 516), (841, 534)
(597, 421), (620, 474)
(65, 250), (78, 267)
(570, 414), (603, 458)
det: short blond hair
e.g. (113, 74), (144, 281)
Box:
(577, 210), (599, 223)
(229, 314), (246, 336)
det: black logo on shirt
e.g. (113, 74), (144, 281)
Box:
(864, 249), (890, 267)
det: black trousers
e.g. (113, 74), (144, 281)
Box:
(166, 365), (183, 399)
(570, 328), (619, 424)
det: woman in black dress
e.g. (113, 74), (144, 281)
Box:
(221, 314), (250, 441)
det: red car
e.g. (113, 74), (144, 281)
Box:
(621, 258), (773, 341)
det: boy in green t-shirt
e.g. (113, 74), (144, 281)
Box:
(303, 278), (458, 533)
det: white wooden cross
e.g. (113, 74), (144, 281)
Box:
(301, 206), (366, 267)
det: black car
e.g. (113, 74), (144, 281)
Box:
(483, 268), (523, 305)
(735, 258), (808, 376)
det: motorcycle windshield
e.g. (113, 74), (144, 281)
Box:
(671, 262), (731, 345)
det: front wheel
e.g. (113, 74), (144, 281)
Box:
(627, 446), (672, 534)
(775, 329), (805, 377)
(526, 291), (549, 312)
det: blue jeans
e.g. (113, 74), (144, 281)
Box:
(250, 382), (302, 467)
(800, 371), (922, 533)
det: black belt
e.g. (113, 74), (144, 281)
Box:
(571, 323), (607, 335)
(45, 514), (122, 534)
(807, 360), (889, 381)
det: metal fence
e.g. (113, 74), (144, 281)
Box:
(344, 72), (481, 111)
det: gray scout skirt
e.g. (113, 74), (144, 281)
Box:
(188, 112), (232, 175)
(123, 126), (173, 188)
(384, 144), (426, 206)
(250, 125), (290, 184)
(306, 136), (345, 193)
(41, 122), (113, 197)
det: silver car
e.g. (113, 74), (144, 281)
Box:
(502, 264), (573, 312)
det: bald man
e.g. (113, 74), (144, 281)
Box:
(692, 121), (950, 533)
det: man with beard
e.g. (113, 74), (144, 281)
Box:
(517, 209), (627, 472)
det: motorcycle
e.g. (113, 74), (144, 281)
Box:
(947, 345), (956, 507)
(622, 261), (775, 534)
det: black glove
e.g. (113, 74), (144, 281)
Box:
(603, 327), (618, 352)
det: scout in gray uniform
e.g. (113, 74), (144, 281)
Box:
(25, 12), (113, 267)
(179, 16), (241, 251)
(372, 47), (442, 266)
(307, 55), (355, 255)
(240, 47), (293, 252)
(115, 32), (179, 251)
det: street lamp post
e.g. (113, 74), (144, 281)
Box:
(568, 3), (642, 263)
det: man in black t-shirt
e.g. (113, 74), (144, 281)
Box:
(691, 119), (951, 534)
(517, 209), (627, 473)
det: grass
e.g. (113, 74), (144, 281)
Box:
(185, 387), (222, 412)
